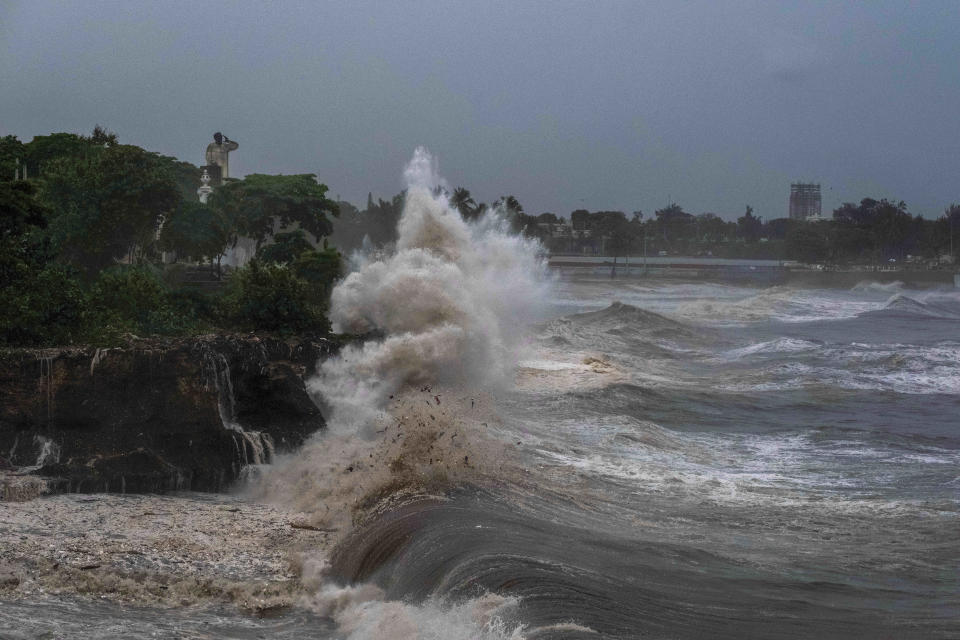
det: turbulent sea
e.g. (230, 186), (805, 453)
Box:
(319, 277), (960, 639)
(4, 153), (959, 639)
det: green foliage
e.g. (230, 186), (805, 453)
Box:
(256, 229), (314, 264)
(157, 154), (202, 201)
(221, 260), (329, 333)
(0, 263), (85, 346)
(0, 179), (49, 237)
(1, 130), (349, 345)
(495, 195), (524, 216)
(0, 135), (25, 183)
(293, 246), (343, 299)
(89, 125), (118, 147)
(23, 132), (100, 176)
(450, 187), (477, 219)
(653, 204), (695, 247)
(40, 144), (181, 274)
(85, 266), (168, 329)
(0, 179), (84, 345)
(595, 212), (639, 257)
(737, 206), (762, 243)
(363, 192), (404, 246)
(697, 213), (731, 243)
(786, 223), (830, 264)
(210, 173), (339, 248)
(159, 200), (230, 264)
(81, 266), (200, 342)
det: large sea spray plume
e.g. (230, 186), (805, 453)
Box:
(253, 148), (550, 637)
(315, 146), (550, 435)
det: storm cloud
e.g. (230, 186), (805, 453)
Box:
(1, 0), (957, 219)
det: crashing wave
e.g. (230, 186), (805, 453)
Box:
(851, 280), (905, 293)
(542, 301), (699, 341)
(873, 293), (960, 319)
(314, 147), (549, 435)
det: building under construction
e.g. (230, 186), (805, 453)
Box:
(788, 183), (822, 220)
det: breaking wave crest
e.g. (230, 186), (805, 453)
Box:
(851, 280), (905, 293)
(872, 293), (960, 319)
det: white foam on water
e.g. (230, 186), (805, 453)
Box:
(517, 359), (583, 372)
(528, 420), (955, 518)
(720, 341), (960, 394)
(720, 337), (821, 360)
(310, 589), (526, 640)
(314, 147), (550, 435)
(851, 280), (905, 293)
(294, 555), (526, 640)
(674, 287), (882, 326)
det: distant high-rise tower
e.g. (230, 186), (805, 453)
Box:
(789, 183), (822, 220)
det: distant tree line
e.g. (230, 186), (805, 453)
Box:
(466, 196), (959, 267)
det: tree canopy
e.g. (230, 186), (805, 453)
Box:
(158, 200), (230, 265)
(40, 144), (181, 274)
(209, 173), (339, 248)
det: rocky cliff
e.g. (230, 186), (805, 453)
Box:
(0, 335), (337, 497)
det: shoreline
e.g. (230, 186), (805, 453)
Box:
(548, 256), (957, 288)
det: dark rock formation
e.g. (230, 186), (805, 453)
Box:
(0, 334), (337, 495)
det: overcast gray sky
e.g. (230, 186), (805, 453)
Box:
(1, 1), (957, 220)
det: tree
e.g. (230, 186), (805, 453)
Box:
(450, 187), (477, 220)
(570, 209), (590, 230)
(89, 125), (118, 147)
(0, 135), (25, 183)
(210, 173), (339, 249)
(653, 203), (694, 247)
(832, 198), (912, 261)
(696, 213), (728, 244)
(737, 205), (762, 243)
(537, 213), (560, 224)
(495, 195), (524, 215)
(293, 245), (343, 300)
(0, 179), (48, 238)
(0, 180), (84, 345)
(595, 211), (636, 258)
(256, 229), (314, 264)
(84, 265), (169, 334)
(944, 204), (960, 259)
(159, 200), (231, 268)
(786, 223), (829, 264)
(763, 217), (792, 241)
(39, 144), (180, 274)
(221, 259), (327, 333)
(362, 192), (404, 246)
(23, 132), (98, 176)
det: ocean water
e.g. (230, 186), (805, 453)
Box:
(9, 277), (957, 639)
(4, 152), (959, 638)
(318, 277), (960, 639)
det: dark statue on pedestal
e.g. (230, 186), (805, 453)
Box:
(204, 132), (238, 186)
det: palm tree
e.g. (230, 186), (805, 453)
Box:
(450, 187), (476, 220)
(497, 195), (524, 215)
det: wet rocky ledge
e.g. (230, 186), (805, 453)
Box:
(0, 334), (339, 499)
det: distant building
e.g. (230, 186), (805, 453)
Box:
(788, 183), (822, 221)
